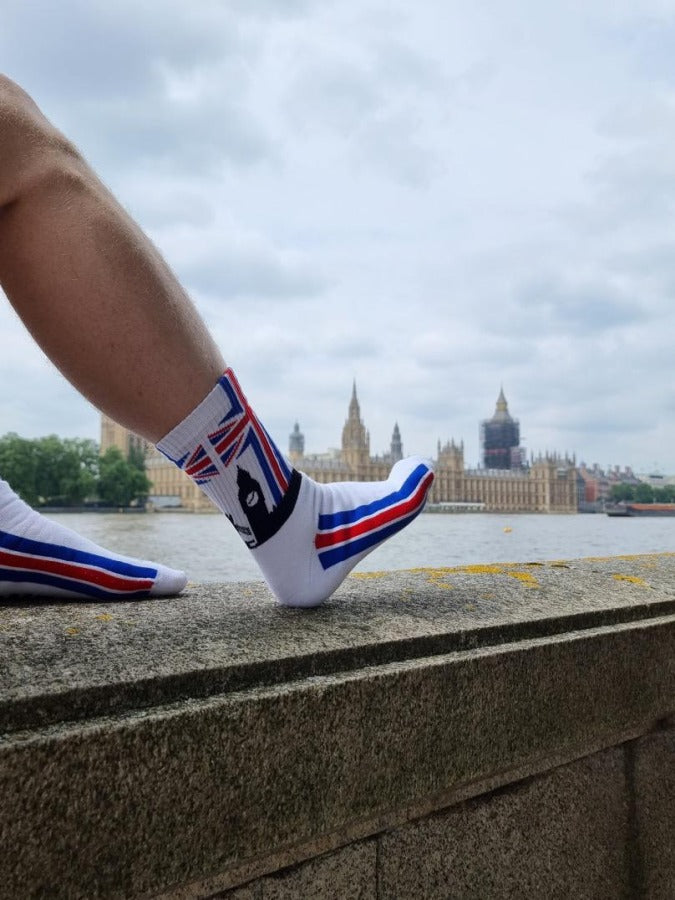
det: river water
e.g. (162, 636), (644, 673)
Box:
(47, 510), (675, 584)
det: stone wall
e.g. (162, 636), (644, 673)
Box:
(1, 554), (673, 898)
(218, 726), (674, 899)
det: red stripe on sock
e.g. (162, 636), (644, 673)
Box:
(0, 549), (154, 593)
(251, 416), (289, 492)
(314, 471), (434, 550)
(211, 415), (248, 457)
(186, 453), (215, 476)
(224, 368), (289, 492)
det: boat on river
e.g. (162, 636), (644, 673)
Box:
(606, 503), (675, 517)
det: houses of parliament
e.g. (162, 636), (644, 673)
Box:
(100, 386), (578, 514)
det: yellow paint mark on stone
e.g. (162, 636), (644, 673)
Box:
(65, 627), (79, 636)
(508, 571), (540, 588)
(464, 603), (476, 611)
(348, 554), (672, 585)
(95, 613), (114, 622)
(612, 574), (649, 587)
(425, 571), (454, 589)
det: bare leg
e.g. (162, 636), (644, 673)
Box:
(0, 75), (223, 443)
(0, 76), (433, 607)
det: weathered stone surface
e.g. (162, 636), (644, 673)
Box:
(378, 747), (631, 899)
(257, 842), (375, 900)
(216, 885), (259, 900)
(0, 555), (673, 898)
(1, 553), (674, 734)
(633, 727), (675, 899)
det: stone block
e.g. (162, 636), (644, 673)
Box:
(633, 728), (675, 899)
(258, 842), (375, 900)
(378, 747), (630, 899)
(1, 555), (674, 897)
(217, 885), (259, 900)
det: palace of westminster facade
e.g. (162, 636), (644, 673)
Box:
(101, 385), (578, 514)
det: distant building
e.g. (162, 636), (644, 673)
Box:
(288, 422), (305, 462)
(102, 384), (578, 514)
(578, 463), (640, 507)
(295, 383), (402, 483)
(635, 471), (675, 488)
(430, 439), (577, 513)
(480, 388), (523, 470)
(100, 416), (148, 459)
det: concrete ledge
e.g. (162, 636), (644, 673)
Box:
(1, 554), (674, 898)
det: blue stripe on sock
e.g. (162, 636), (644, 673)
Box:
(0, 530), (157, 579)
(317, 510), (420, 570)
(0, 568), (152, 600)
(317, 464), (428, 531)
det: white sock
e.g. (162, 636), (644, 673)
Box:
(158, 368), (434, 607)
(0, 480), (187, 600)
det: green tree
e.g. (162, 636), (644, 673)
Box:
(634, 482), (655, 503)
(97, 446), (150, 507)
(610, 483), (635, 502)
(0, 433), (40, 505)
(0, 433), (99, 506)
(34, 435), (99, 506)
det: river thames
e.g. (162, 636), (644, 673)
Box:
(47, 510), (675, 584)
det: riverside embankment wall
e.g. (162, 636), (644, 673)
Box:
(1, 554), (674, 898)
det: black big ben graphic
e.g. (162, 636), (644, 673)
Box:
(235, 465), (303, 547)
(236, 467), (271, 545)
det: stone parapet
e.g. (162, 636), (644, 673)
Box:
(1, 554), (674, 898)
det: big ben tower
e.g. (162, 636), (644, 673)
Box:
(480, 387), (521, 469)
(341, 382), (370, 473)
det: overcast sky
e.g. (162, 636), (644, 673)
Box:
(2, 0), (675, 473)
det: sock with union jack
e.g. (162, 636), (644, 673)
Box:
(0, 480), (187, 600)
(157, 368), (434, 607)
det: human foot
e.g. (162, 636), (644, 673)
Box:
(158, 368), (434, 606)
(0, 480), (187, 600)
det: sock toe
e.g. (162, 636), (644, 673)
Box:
(150, 565), (188, 597)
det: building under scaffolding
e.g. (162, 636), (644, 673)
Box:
(480, 388), (522, 469)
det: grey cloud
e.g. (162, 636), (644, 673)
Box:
(79, 92), (274, 174)
(284, 34), (448, 186)
(287, 60), (381, 136)
(178, 246), (328, 301)
(611, 15), (675, 85)
(371, 40), (445, 92)
(356, 107), (441, 187)
(321, 333), (380, 360)
(587, 152), (675, 223)
(126, 189), (217, 231)
(226, 0), (311, 19)
(1, 0), (235, 101)
(2, 1), (273, 175)
(512, 276), (642, 332)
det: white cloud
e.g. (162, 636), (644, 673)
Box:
(0, 0), (674, 472)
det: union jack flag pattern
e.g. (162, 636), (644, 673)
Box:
(180, 445), (219, 485)
(314, 462), (434, 570)
(0, 529), (158, 599)
(160, 369), (300, 549)
(207, 369), (293, 506)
